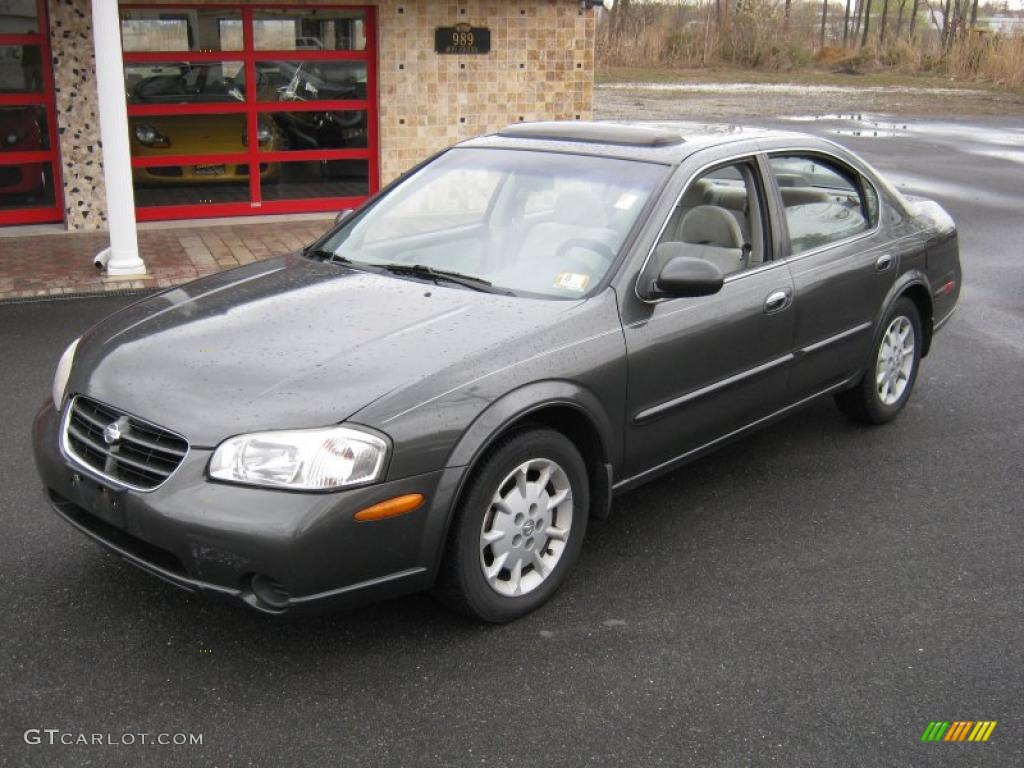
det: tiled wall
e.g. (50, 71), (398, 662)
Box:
(48, 0), (107, 231)
(45, 0), (595, 231)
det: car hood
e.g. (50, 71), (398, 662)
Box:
(70, 255), (578, 446)
(129, 114), (252, 155)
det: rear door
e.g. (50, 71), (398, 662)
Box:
(764, 151), (902, 398)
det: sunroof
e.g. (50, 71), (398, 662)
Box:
(497, 122), (685, 148)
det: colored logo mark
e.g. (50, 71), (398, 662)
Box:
(921, 721), (997, 742)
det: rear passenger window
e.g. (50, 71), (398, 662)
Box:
(769, 155), (879, 255)
(655, 159), (767, 278)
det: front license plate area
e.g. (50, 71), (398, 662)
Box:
(193, 164), (226, 176)
(74, 477), (126, 530)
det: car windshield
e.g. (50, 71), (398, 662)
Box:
(312, 147), (669, 298)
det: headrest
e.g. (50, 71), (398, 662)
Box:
(780, 187), (831, 205)
(553, 189), (602, 226)
(680, 205), (743, 248)
(775, 172), (810, 188)
(680, 179), (713, 209)
(703, 185), (748, 212)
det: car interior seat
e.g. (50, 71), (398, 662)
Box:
(675, 204), (747, 274)
(517, 189), (620, 273)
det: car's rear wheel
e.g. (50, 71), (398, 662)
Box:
(835, 297), (922, 424)
(436, 427), (589, 623)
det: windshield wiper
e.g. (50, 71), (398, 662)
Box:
(303, 247), (353, 264)
(379, 264), (514, 295)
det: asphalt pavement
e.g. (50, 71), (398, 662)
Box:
(1, 115), (1022, 767)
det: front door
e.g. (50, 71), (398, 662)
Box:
(620, 155), (796, 481)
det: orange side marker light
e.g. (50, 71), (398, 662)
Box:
(353, 493), (424, 522)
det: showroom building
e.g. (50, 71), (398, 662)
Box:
(0, 0), (596, 252)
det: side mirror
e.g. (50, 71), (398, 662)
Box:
(334, 208), (354, 226)
(649, 244), (724, 298)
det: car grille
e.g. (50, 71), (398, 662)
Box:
(64, 396), (188, 490)
(146, 166), (183, 178)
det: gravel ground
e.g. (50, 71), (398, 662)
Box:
(595, 79), (1024, 119)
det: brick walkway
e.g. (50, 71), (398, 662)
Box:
(0, 217), (333, 301)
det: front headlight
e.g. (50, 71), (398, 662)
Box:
(209, 426), (388, 490)
(52, 337), (80, 411)
(133, 124), (169, 147)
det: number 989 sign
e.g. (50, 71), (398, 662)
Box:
(435, 24), (491, 55)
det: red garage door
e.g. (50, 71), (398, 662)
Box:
(0, 0), (62, 226)
(120, 4), (378, 221)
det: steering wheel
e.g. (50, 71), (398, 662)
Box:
(553, 238), (616, 265)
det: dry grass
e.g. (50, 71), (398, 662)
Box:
(597, 4), (1024, 91)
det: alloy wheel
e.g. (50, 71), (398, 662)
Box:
(479, 458), (573, 597)
(875, 315), (916, 406)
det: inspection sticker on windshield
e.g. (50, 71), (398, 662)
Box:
(555, 272), (591, 292)
(614, 193), (639, 210)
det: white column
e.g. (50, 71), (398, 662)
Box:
(91, 0), (146, 276)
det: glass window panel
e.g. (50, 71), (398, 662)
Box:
(0, 45), (43, 92)
(261, 110), (367, 152)
(120, 10), (243, 53)
(261, 159), (368, 201)
(769, 155), (871, 255)
(365, 166), (501, 242)
(0, 161), (55, 209)
(254, 60), (367, 102)
(125, 62), (246, 105)
(253, 10), (367, 51)
(1, 106), (49, 152)
(129, 113), (251, 158)
(0, 0), (40, 35)
(133, 162), (259, 208)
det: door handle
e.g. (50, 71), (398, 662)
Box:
(764, 290), (791, 314)
(875, 254), (894, 272)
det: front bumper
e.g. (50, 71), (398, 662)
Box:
(32, 401), (464, 614)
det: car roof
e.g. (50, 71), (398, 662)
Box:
(458, 120), (810, 165)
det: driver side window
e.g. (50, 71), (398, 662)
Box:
(656, 159), (766, 278)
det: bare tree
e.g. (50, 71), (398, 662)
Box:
(879, 0), (891, 42)
(785, 0), (793, 30)
(844, 0), (853, 44)
(969, 0), (979, 27)
(821, 0), (829, 47)
(895, 0), (909, 37)
(861, 0), (872, 47)
(941, 0), (953, 49)
(910, 0), (921, 36)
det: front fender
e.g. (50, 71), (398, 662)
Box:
(446, 379), (620, 471)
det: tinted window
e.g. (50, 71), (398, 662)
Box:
(655, 159), (767, 277)
(769, 154), (877, 255)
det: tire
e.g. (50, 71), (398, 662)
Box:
(835, 297), (922, 424)
(435, 427), (589, 623)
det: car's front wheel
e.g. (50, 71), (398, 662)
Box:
(835, 297), (922, 424)
(436, 427), (589, 623)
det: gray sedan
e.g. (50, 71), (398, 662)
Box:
(33, 121), (961, 622)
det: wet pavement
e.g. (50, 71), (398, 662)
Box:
(1, 113), (1023, 767)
